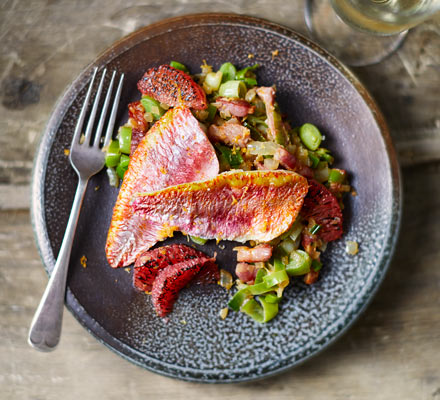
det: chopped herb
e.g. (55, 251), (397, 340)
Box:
(310, 224), (321, 234)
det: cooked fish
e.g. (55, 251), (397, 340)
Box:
(105, 106), (219, 268)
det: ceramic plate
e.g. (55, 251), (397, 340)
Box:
(31, 13), (401, 382)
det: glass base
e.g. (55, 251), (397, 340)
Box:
(304, 0), (408, 67)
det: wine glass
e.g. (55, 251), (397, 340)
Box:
(305, 0), (440, 66)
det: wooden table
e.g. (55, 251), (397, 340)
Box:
(1, 1), (439, 399)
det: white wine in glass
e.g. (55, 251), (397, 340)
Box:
(305, 0), (440, 66)
(331, 0), (440, 35)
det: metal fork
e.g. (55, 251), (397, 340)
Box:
(28, 68), (124, 351)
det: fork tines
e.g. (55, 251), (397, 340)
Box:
(71, 67), (124, 150)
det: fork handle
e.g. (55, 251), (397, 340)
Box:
(28, 177), (89, 351)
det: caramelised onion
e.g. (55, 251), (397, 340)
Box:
(203, 71), (223, 94)
(296, 145), (310, 166)
(245, 87), (257, 102)
(263, 157), (279, 170)
(345, 240), (359, 255)
(314, 163), (330, 182)
(218, 268), (233, 290)
(247, 141), (281, 156)
(219, 307), (229, 320)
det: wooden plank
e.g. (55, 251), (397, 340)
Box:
(0, 185), (29, 210)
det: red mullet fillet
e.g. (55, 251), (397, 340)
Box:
(132, 170), (309, 245)
(105, 106), (219, 268)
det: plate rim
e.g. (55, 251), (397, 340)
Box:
(30, 12), (402, 383)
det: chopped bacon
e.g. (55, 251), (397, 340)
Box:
(207, 117), (251, 147)
(304, 270), (319, 285)
(275, 146), (296, 169)
(235, 262), (258, 284)
(137, 64), (207, 110)
(131, 170), (309, 246)
(297, 164), (314, 179)
(275, 147), (314, 179)
(234, 244), (273, 263)
(301, 233), (321, 260)
(128, 101), (149, 132)
(105, 106), (219, 268)
(127, 101), (149, 154)
(213, 97), (255, 117)
(256, 86), (287, 143)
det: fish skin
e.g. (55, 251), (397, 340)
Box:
(132, 170), (309, 245)
(105, 106), (219, 268)
(137, 65), (207, 110)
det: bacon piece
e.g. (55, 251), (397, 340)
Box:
(235, 262), (257, 284)
(128, 101), (149, 132)
(301, 232), (322, 260)
(213, 97), (255, 117)
(304, 270), (320, 285)
(256, 86), (287, 143)
(207, 117), (251, 147)
(105, 106), (219, 268)
(152, 255), (216, 317)
(275, 147), (296, 170)
(234, 244), (273, 263)
(133, 244), (218, 291)
(137, 65), (207, 110)
(127, 101), (149, 154)
(132, 170), (309, 245)
(301, 179), (343, 242)
(297, 165), (314, 179)
(275, 147), (314, 179)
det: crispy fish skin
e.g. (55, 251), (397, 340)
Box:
(132, 170), (309, 244)
(105, 106), (219, 268)
(137, 65), (207, 110)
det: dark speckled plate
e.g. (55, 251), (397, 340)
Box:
(31, 13), (401, 382)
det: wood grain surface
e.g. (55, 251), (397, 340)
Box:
(1, 1), (439, 399)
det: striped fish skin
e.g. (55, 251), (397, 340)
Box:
(105, 106), (219, 268)
(132, 170), (309, 245)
